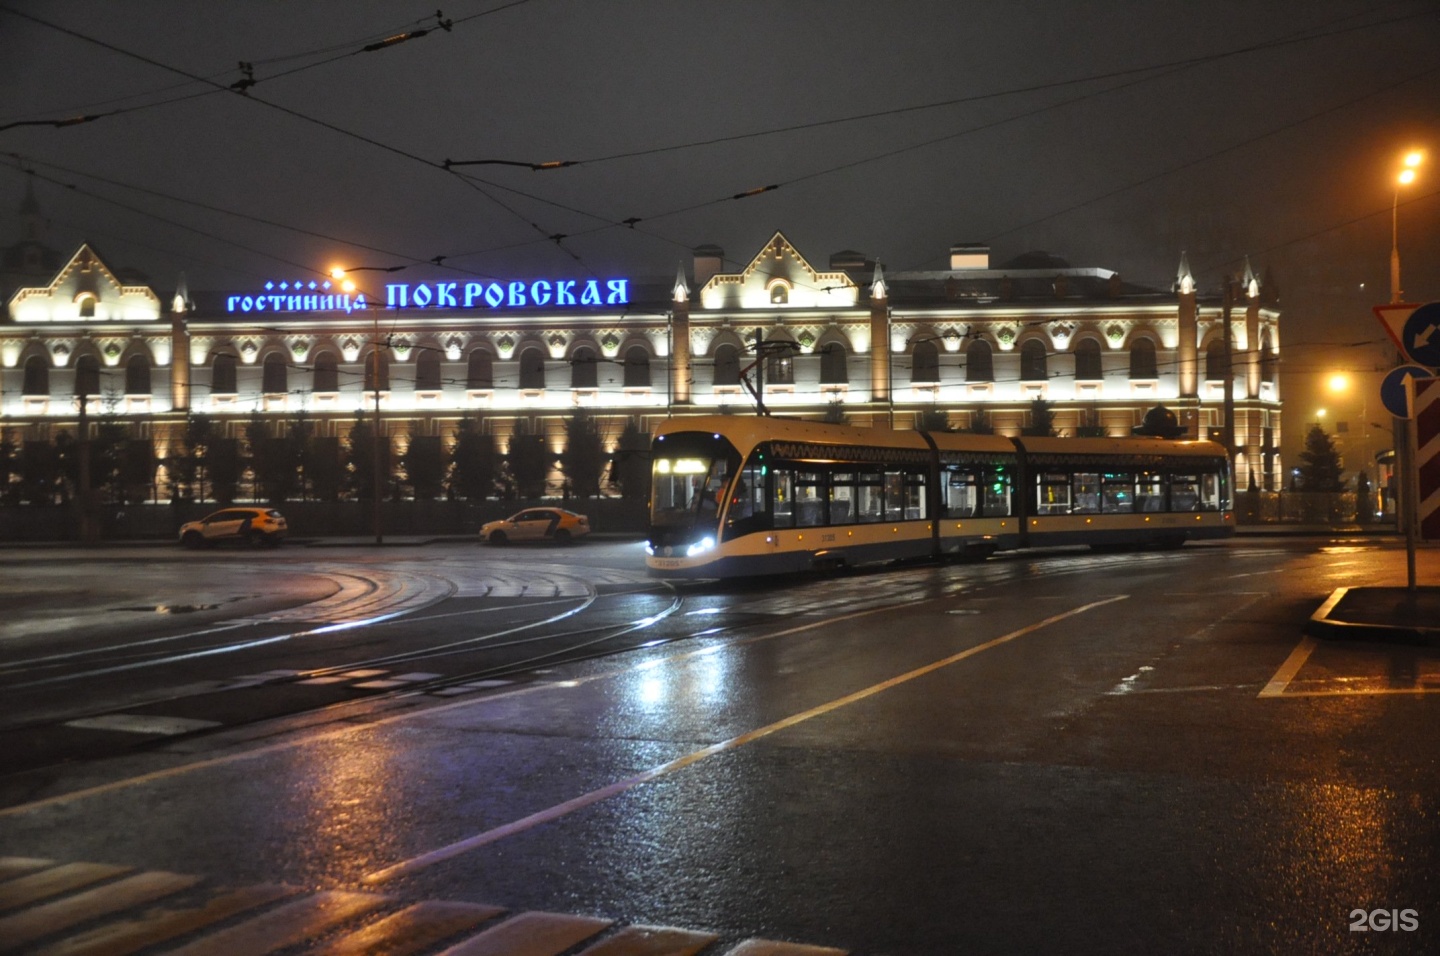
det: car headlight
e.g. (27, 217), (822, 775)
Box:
(685, 536), (715, 557)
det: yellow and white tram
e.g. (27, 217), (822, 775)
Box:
(645, 416), (1233, 578)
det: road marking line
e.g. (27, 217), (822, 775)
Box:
(158, 890), (390, 956)
(726, 941), (849, 955)
(63, 715), (222, 736)
(0, 863), (131, 911)
(316, 899), (504, 956)
(429, 910), (611, 956)
(0, 870), (199, 951)
(1257, 637), (1318, 698)
(573, 923), (719, 956)
(362, 595), (1129, 885)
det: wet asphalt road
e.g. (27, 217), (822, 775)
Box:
(1, 536), (1438, 954)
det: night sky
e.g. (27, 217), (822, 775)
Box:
(3, 0), (1439, 463)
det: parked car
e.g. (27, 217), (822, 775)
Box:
(480, 507), (590, 545)
(179, 507), (287, 548)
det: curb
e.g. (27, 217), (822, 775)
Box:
(1304, 586), (1440, 646)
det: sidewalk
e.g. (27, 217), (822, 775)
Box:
(1306, 587), (1440, 646)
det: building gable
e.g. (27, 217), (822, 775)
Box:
(698, 231), (858, 310)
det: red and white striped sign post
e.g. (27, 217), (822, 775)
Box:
(1416, 377), (1440, 542)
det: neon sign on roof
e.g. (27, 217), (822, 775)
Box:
(227, 276), (631, 314)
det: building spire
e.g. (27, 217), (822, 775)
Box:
(172, 272), (190, 314)
(870, 260), (887, 301)
(1176, 252), (1194, 295)
(1243, 256), (1259, 299)
(672, 263), (689, 303)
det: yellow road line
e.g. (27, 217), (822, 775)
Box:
(1257, 637), (1318, 698)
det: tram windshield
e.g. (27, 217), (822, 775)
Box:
(649, 432), (740, 527)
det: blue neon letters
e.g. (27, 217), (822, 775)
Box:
(227, 277), (630, 313)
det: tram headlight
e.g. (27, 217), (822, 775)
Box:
(686, 536), (715, 557)
(645, 542), (656, 556)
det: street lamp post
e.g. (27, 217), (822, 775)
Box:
(331, 265), (405, 544)
(1391, 150), (1423, 303)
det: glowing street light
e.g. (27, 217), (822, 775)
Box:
(330, 264), (406, 544)
(1391, 150), (1424, 303)
(1327, 372), (1351, 394)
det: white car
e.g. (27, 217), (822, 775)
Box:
(480, 507), (590, 545)
(179, 507), (287, 548)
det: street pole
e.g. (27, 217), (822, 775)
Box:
(373, 315), (383, 545)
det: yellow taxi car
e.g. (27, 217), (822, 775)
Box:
(480, 507), (590, 545)
(179, 507), (287, 548)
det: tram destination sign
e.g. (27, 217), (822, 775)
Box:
(226, 275), (632, 315)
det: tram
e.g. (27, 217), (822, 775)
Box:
(645, 415), (1233, 579)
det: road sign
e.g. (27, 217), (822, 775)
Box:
(1374, 304), (1418, 358)
(1380, 364), (1434, 418)
(1402, 302), (1440, 368)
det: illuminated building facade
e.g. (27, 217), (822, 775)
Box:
(2, 222), (1284, 494)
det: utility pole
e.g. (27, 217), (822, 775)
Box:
(1222, 275), (1236, 466)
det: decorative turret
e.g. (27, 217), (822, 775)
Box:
(870, 261), (889, 405)
(670, 263), (691, 404)
(170, 272), (191, 411)
(1176, 252), (1197, 398)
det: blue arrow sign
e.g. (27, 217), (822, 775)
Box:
(1381, 364), (1434, 418)
(1402, 302), (1440, 368)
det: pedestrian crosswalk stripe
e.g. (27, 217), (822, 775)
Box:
(62, 714), (222, 736)
(434, 910), (612, 956)
(0, 869), (198, 951)
(0, 862), (132, 912)
(0, 857), (53, 882)
(315, 900), (504, 956)
(0, 858), (852, 955)
(575, 923), (719, 955)
(28, 883), (296, 956)
(159, 890), (390, 956)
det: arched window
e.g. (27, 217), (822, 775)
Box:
(965, 340), (994, 383)
(262, 353), (287, 394)
(1205, 341), (1230, 382)
(1020, 340), (1048, 382)
(1260, 331), (1276, 384)
(518, 346), (546, 390)
(911, 340), (940, 384)
(313, 351), (339, 392)
(23, 355), (49, 396)
(623, 346), (651, 388)
(415, 351), (441, 391)
(212, 353), (237, 394)
(1074, 338), (1102, 381)
(1129, 338), (1158, 379)
(765, 342), (795, 385)
(77, 293), (96, 318)
(466, 350), (493, 389)
(713, 344), (740, 387)
(74, 355), (101, 397)
(770, 283), (789, 304)
(125, 354), (151, 395)
(362, 349), (389, 391)
(571, 347), (598, 389)
(820, 343), (848, 385)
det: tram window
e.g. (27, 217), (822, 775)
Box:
(1136, 472), (1164, 512)
(1199, 471), (1225, 510)
(1072, 472), (1101, 514)
(982, 467), (1012, 517)
(1036, 472), (1071, 515)
(945, 467), (980, 518)
(773, 469), (795, 527)
(830, 473), (855, 524)
(723, 461), (769, 539)
(903, 469), (927, 520)
(1170, 474), (1200, 511)
(1102, 472), (1135, 513)
(795, 470), (824, 526)
(856, 471), (884, 522)
(884, 470), (907, 521)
